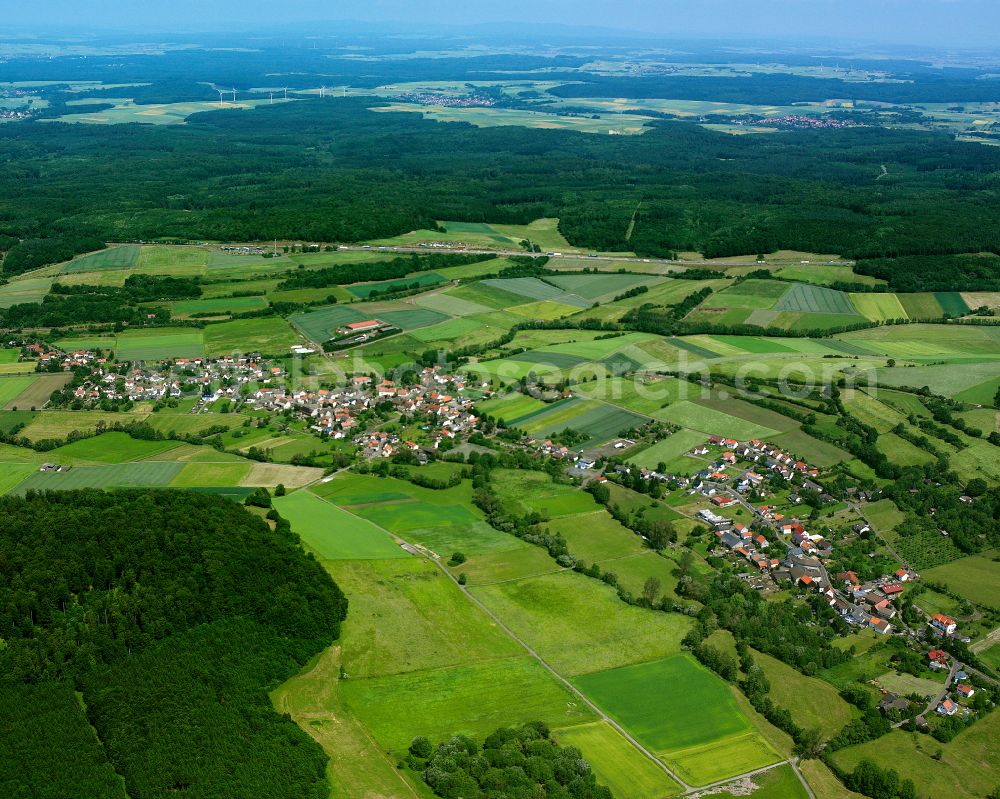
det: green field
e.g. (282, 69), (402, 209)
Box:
(346, 272), (445, 298)
(339, 656), (597, 755)
(553, 722), (683, 799)
(849, 293), (908, 322)
(831, 714), (1000, 799)
(0, 376), (37, 408)
(574, 654), (780, 786)
(326, 557), (521, 678)
(629, 429), (709, 469)
(170, 296), (269, 317)
(274, 490), (409, 560)
(45, 432), (182, 464)
(116, 328), (204, 360)
(203, 317), (300, 355)
(20, 411), (149, 441)
(288, 304), (369, 341)
(752, 649), (856, 737)
(12, 461), (183, 492)
(774, 283), (858, 315)
(0, 277), (53, 308)
(471, 570), (691, 676)
(657, 400), (780, 439)
(923, 552), (1000, 609)
(61, 245), (139, 273)
(491, 469), (600, 519)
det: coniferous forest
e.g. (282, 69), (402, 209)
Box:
(0, 490), (347, 799)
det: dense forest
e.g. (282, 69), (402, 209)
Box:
(3, 96), (1000, 275)
(0, 489), (347, 799)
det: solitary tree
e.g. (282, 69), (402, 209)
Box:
(642, 576), (661, 605)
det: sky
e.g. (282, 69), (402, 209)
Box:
(8, 0), (1000, 48)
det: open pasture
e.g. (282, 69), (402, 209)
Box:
(12, 461), (182, 493)
(203, 317), (300, 355)
(830, 714), (1000, 799)
(629, 429), (708, 469)
(575, 376), (690, 415)
(545, 273), (663, 302)
(445, 281), (530, 310)
(544, 511), (645, 563)
(45, 432), (183, 464)
(656, 400), (780, 440)
(701, 279), (788, 310)
(314, 473), (517, 556)
(166, 462), (253, 487)
(775, 264), (884, 287)
(61, 245), (139, 273)
(372, 102), (654, 135)
(274, 491), (408, 560)
(410, 290), (491, 317)
(840, 323), (1000, 359)
(481, 277), (591, 308)
(0, 376), (38, 409)
(871, 361), (1000, 397)
(774, 283), (857, 315)
(327, 557), (521, 679)
(340, 654), (597, 756)
(849, 293), (907, 322)
(20, 410), (148, 441)
(0, 277), (52, 308)
(471, 569), (691, 676)
(573, 654), (779, 786)
(170, 296), (268, 317)
(507, 299), (581, 320)
(476, 391), (551, 423)
(116, 328), (204, 360)
(0, 463), (36, 494)
(346, 272), (445, 298)
(492, 469), (598, 519)
(553, 722), (683, 799)
(923, 552), (1000, 609)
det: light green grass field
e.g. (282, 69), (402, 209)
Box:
(326, 557), (521, 678)
(775, 284), (858, 315)
(471, 570), (691, 676)
(61, 245), (139, 273)
(0, 376), (37, 408)
(863, 499), (906, 532)
(752, 649), (856, 737)
(21, 411), (149, 441)
(340, 656), (597, 755)
(0, 463), (37, 494)
(12, 461), (182, 493)
(575, 376), (691, 415)
(775, 264), (884, 287)
(203, 316), (300, 355)
(167, 462), (253, 487)
(170, 296), (269, 317)
(0, 277), (52, 308)
(849, 293), (908, 322)
(656, 400), (780, 439)
(574, 654), (780, 786)
(629, 429), (709, 469)
(45, 432), (182, 464)
(491, 469), (599, 518)
(924, 552), (1000, 609)
(830, 714), (1000, 799)
(553, 722), (683, 799)
(544, 511), (645, 563)
(274, 491), (409, 560)
(116, 328), (204, 360)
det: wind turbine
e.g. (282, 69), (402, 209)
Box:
(231, 88), (237, 102)
(269, 91), (274, 104)
(320, 85), (326, 99)
(283, 87), (288, 100)
(217, 89), (225, 107)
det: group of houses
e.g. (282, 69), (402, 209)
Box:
(62, 354), (284, 406)
(252, 365), (479, 452)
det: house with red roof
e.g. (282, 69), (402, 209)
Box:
(930, 613), (957, 634)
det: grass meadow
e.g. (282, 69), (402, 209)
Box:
(274, 490), (409, 560)
(573, 654), (781, 786)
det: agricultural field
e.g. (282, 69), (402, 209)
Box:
(0, 376), (38, 408)
(203, 316), (301, 355)
(775, 264), (884, 287)
(116, 328), (204, 360)
(774, 283), (859, 315)
(628, 429), (709, 469)
(274, 490), (409, 560)
(656, 400), (781, 440)
(553, 722), (683, 799)
(849, 293), (908, 322)
(830, 714), (1000, 799)
(61, 245), (139, 273)
(0, 277), (52, 308)
(923, 553), (1000, 609)
(574, 654), (781, 786)
(44, 432), (183, 463)
(472, 568), (692, 676)
(12, 461), (183, 493)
